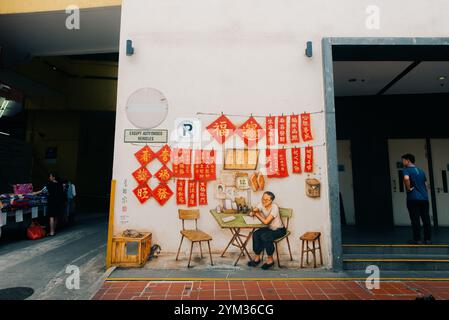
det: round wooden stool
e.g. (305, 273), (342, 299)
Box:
(299, 232), (323, 268)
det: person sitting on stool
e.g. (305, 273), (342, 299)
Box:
(248, 191), (286, 270)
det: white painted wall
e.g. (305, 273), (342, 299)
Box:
(113, 0), (449, 268)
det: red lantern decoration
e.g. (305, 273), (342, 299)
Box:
(172, 148), (192, 178)
(132, 167), (152, 185)
(292, 147), (302, 174)
(265, 149), (289, 178)
(153, 183), (173, 206)
(133, 184), (152, 204)
(156, 144), (172, 164)
(188, 180), (198, 207)
(134, 145), (155, 166)
(266, 116), (276, 146)
(206, 114), (236, 144)
(237, 116), (265, 147)
(290, 115), (300, 143)
(301, 113), (313, 142)
(304, 146), (314, 173)
(193, 149), (216, 181)
(155, 165), (173, 183)
(199, 181), (208, 205)
(278, 115), (287, 144)
(176, 180), (187, 205)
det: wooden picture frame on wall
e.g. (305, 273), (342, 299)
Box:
(224, 149), (259, 170)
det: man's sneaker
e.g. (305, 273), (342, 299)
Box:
(407, 240), (423, 245)
(424, 240), (432, 245)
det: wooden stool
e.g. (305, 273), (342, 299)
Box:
(300, 232), (322, 268)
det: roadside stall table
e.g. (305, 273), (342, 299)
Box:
(210, 209), (267, 266)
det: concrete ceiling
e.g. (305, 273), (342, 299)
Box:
(0, 6), (121, 66)
(333, 61), (449, 97)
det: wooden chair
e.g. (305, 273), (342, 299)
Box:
(299, 232), (323, 268)
(175, 209), (213, 268)
(261, 207), (294, 268)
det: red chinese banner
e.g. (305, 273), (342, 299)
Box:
(133, 184), (152, 204)
(265, 149), (289, 178)
(172, 148), (192, 178)
(292, 147), (302, 174)
(193, 150), (216, 181)
(266, 116), (276, 146)
(132, 167), (152, 185)
(134, 145), (155, 166)
(188, 180), (197, 207)
(156, 144), (172, 164)
(199, 181), (208, 206)
(153, 183), (173, 206)
(237, 116), (265, 147)
(304, 146), (314, 173)
(290, 115), (300, 143)
(155, 165), (173, 183)
(206, 115), (236, 144)
(176, 180), (186, 205)
(278, 116), (287, 144)
(301, 113), (313, 142)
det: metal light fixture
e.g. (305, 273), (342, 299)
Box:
(126, 39), (135, 56)
(305, 41), (313, 58)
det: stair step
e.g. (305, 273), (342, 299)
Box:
(343, 253), (449, 271)
(343, 244), (449, 255)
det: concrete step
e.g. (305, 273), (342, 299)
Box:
(343, 253), (449, 271)
(343, 244), (449, 255)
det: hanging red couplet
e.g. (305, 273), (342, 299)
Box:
(156, 144), (172, 164)
(194, 150), (216, 181)
(176, 180), (186, 205)
(278, 116), (287, 144)
(133, 184), (152, 204)
(134, 145), (155, 166)
(188, 180), (197, 207)
(199, 181), (208, 206)
(206, 114), (236, 144)
(132, 167), (152, 185)
(265, 149), (289, 178)
(290, 115), (300, 143)
(153, 183), (173, 206)
(304, 146), (314, 173)
(155, 165), (173, 184)
(301, 113), (313, 142)
(172, 148), (192, 178)
(292, 147), (302, 174)
(266, 116), (276, 146)
(237, 116), (265, 147)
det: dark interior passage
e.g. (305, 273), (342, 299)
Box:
(336, 93), (449, 228)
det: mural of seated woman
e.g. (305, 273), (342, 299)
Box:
(248, 191), (286, 270)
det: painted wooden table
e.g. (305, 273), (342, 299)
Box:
(210, 209), (267, 266)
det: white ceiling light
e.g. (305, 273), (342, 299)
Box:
(0, 99), (23, 118)
(126, 88), (169, 129)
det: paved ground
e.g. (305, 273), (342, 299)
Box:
(93, 280), (449, 300)
(0, 213), (109, 300)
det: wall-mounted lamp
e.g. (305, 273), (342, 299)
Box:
(305, 41), (313, 58)
(126, 39), (135, 56)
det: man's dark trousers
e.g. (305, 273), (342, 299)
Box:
(407, 200), (431, 241)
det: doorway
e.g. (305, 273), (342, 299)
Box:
(322, 38), (449, 269)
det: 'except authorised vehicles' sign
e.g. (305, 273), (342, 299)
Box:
(124, 129), (168, 143)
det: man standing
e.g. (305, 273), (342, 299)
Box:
(401, 154), (432, 244)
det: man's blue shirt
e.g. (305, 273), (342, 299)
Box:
(403, 166), (429, 201)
